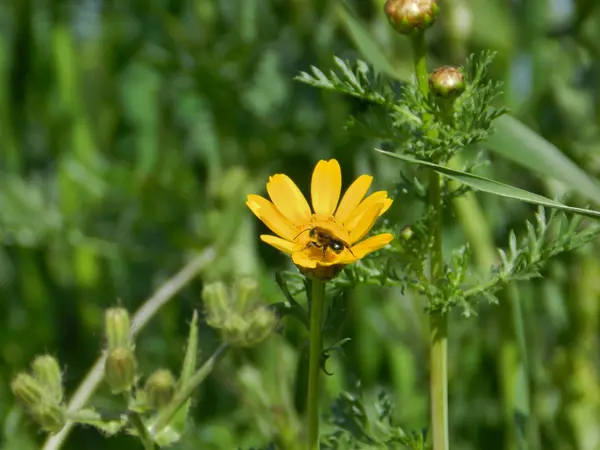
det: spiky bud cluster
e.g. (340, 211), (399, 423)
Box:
(384, 0), (439, 35)
(11, 355), (66, 433)
(429, 66), (466, 98)
(203, 279), (276, 347)
(103, 307), (137, 394)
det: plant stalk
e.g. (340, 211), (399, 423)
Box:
(306, 279), (325, 450)
(411, 31), (449, 450)
(129, 411), (155, 450)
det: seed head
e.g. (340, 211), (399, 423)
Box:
(429, 66), (466, 98)
(384, 0), (439, 35)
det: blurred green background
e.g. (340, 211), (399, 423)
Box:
(1, 0), (600, 449)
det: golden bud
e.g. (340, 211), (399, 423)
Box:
(144, 369), (176, 410)
(429, 66), (466, 98)
(384, 0), (439, 35)
(104, 347), (137, 394)
(105, 307), (132, 350)
(32, 355), (63, 403)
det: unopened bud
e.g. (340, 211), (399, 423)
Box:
(384, 0), (439, 35)
(400, 226), (414, 240)
(105, 307), (132, 350)
(203, 282), (231, 328)
(429, 66), (466, 98)
(204, 279), (276, 347)
(32, 355), (63, 403)
(104, 347), (136, 394)
(11, 373), (47, 408)
(32, 403), (66, 434)
(235, 278), (259, 311)
(144, 369), (175, 410)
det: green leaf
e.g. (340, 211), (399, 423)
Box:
(486, 115), (600, 204)
(333, 5), (600, 204)
(375, 149), (600, 220)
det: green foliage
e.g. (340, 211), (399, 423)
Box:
(3, 1), (600, 450)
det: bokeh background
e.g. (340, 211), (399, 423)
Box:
(1, 0), (600, 449)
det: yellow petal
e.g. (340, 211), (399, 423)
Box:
(340, 233), (394, 263)
(260, 235), (299, 254)
(349, 203), (383, 244)
(380, 198), (393, 216)
(246, 195), (298, 240)
(343, 191), (389, 232)
(266, 174), (311, 226)
(311, 160), (342, 217)
(335, 175), (373, 223)
(292, 251), (318, 268)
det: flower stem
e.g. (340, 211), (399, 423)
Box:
(306, 279), (325, 450)
(428, 168), (449, 450)
(411, 30), (449, 450)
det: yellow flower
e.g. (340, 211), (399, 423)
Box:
(246, 160), (394, 279)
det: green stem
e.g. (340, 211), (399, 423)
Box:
(129, 412), (154, 450)
(428, 169), (448, 450)
(411, 34), (429, 97)
(307, 279), (325, 450)
(149, 343), (229, 436)
(411, 30), (449, 450)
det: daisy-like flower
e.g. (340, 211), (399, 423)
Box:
(246, 160), (394, 280)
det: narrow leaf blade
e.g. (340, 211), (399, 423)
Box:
(375, 149), (600, 220)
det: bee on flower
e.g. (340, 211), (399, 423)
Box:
(246, 159), (394, 280)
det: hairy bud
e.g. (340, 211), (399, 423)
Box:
(32, 403), (67, 434)
(11, 373), (48, 408)
(104, 347), (137, 394)
(32, 355), (64, 403)
(203, 279), (276, 347)
(429, 66), (466, 98)
(11, 372), (66, 434)
(144, 369), (176, 410)
(384, 0), (439, 35)
(105, 307), (132, 350)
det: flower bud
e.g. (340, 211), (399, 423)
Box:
(235, 278), (259, 312)
(31, 403), (66, 434)
(105, 307), (132, 350)
(144, 369), (176, 410)
(11, 373), (47, 408)
(202, 282), (231, 328)
(429, 66), (466, 98)
(32, 355), (63, 403)
(400, 226), (414, 240)
(204, 280), (276, 347)
(384, 0), (439, 35)
(104, 347), (136, 394)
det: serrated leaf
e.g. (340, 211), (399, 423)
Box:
(376, 149), (600, 220)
